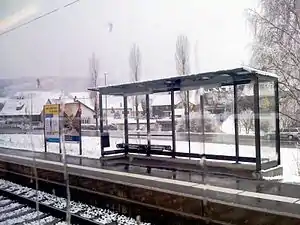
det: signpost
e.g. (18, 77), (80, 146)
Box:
(43, 99), (82, 225)
(44, 104), (60, 152)
(43, 102), (82, 155)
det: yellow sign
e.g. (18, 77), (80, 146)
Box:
(44, 104), (60, 143)
(44, 104), (59, 115)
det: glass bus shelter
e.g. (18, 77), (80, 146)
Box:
(88, 67), (280, 174)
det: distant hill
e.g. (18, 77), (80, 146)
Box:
(0, 76), (102, 97)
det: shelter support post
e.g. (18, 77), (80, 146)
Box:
(58, 105), (61, 154)
(43, 106), (47, 153)
(274, 80), (281, 165)
(146, 94), (151, 156)
(171, 91), (176, 158)
(253, 77), (262, 172)
(233, 84), (240, 163)
(79, 102), (82, 156)
(99, 93), (104, 157)
(186, 91), (191, 157)
(200, 92), (205, 154)
(124, 96), (129, 156)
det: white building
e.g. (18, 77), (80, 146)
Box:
(48, 95), (96, 125)
(0, 98), (7, 113)
(0, 91), (96, 126)
(70, 92), (143, 119)
(0, 91), (61, 123)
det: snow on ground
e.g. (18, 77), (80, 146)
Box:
(0, 133), (277, 159)
(0, 179), (151, 225)
(0, 133), (299, 183)
(0, 134), (102, 158)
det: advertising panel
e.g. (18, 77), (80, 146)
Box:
(44, 104), (60, 143)
(62, 102), (81, 142)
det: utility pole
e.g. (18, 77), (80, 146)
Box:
(29, 93), (40, 225)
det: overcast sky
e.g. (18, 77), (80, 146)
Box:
(0, 0), (256, 85)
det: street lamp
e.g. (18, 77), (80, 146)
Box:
(104, 22), (112, 129)
(104, 72), (108, 128)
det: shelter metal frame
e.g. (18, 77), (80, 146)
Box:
(89, 67), (280, 172)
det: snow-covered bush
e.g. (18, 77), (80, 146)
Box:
(176, 111), (220, 132)
(260, 120), (271, 133)
(293, 145), (300, 176)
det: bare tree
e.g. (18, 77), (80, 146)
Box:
(175, 35), (190, 130)
(129, 43), (141, 130)
(247, 0), (300, 126)
(239, 109), (254, 134)
(204, 88), (235, 114)
(89, 53), (99, 130)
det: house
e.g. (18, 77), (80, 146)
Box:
(0, 91), (61, 124)
(48, 94), (96, 125)
(71, 92), (143, 119)
(69, 92), (94, 110)
(151, 92), (198, 118)
(0, 98), (7, 113)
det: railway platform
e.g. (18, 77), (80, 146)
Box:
(0, 147), (298, 225)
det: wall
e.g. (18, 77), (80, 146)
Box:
(80, 105), (95, 124)
(0, 159), (297, 225)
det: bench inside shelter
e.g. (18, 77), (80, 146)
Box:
(116, 143), (172, 152)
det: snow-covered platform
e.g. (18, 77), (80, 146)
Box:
(0, 147), (299, 224)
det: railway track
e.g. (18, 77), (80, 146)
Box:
(0, 195), (61, 225)
(0, 179), (150, 225)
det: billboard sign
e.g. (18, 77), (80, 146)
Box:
(62, 102), (81, 142)
(44, 104), (60, 143)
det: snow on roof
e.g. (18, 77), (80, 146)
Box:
(0, 98), (7, 104)
(151, 94), (180, 106)
(105, 96), (143, 111)
(69, 92), (142, 110)
(69, 92), (93, 109)
(106, 96), (124, 109)
(241, 83), (274, 96)
(49, 96), (95, 112)
(0, 91), (62, 116)
(89, 67), (278, 96)
(70, 92), (129, 110)
(50, 97), (74, 105)
(151, 91), (198, 106)
(0, 98), (7, 113)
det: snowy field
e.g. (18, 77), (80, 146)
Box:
(0, 179), (150, 225)
(0, 133), (299, 184)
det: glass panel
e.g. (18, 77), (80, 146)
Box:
(203, 86), (236, 157)
(128, 94), (145, 146)
(259, 82), (277, 164)
(237, 83), (256, 159)
(189, 89), (204, 158)
(147, 92), (172, 157)
(105, 95), (124, 152)
(173, 90), (189, 156)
